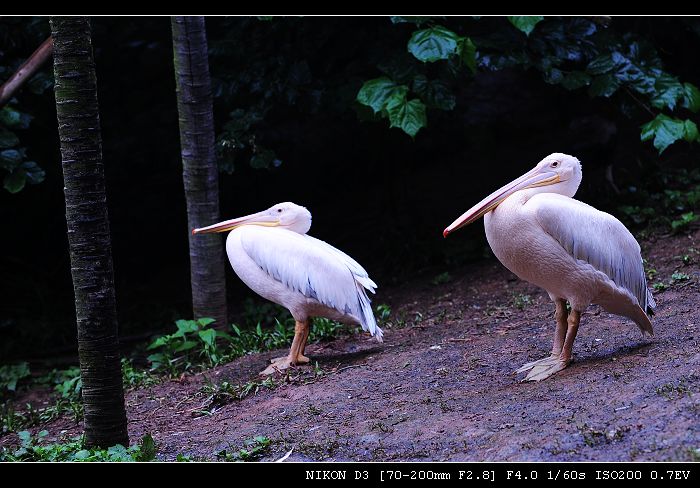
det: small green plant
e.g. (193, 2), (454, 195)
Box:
(643, 259), (658, 280)
(147, 318), (232, 374)
(217, 436), (271, 462)
(0, 431), (157, 462)
(54, 367), (81, 401)
(376, 303), (391, 322)
(653, 282), (669, 292)
(671, 212), (698, 232)
(0, 362), (31, 395)
(671, 272), (690, 283)
(36, 366), (82, 402)
(512, 293), (533, 310)
(1, 403), (31, 434)
(121, 358), (159, 389)
(308, 317), (345, 342)
(431, 271), (452, 285)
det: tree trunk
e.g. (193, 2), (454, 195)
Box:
(171, 16), (228, 327)
(50, 17), (128, 448)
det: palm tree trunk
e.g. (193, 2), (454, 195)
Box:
(50, 16), (128, 448)
(171, 16), (228, 327)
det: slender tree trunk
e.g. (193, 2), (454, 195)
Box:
(50, 17), (128, 448)
(171, 17), (228, 326)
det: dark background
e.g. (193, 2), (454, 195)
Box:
(1, 16), (698, 361)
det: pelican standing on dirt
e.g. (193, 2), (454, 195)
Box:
(192, 202), (382, 375)
(443, 153), (655, 381)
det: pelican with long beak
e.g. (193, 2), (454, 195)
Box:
(193, 202), (382, 375)
(444, 153), (655, 381)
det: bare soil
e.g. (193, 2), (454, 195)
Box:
(3, 228), (699, 461)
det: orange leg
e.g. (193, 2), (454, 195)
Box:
(260, 319), (311, 376)
(517, 301), (580, 382)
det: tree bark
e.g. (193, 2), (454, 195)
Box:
(49, 17), (128, 448)
(171, 17), (228, 327)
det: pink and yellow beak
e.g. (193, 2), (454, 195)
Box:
(443, 166), (560, 237)
(192, 210), (280, 235)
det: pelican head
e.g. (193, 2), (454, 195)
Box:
(443, 153), (582, 237)
(192, 202), (312, 235)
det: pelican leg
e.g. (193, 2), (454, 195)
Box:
(522, 310), (581, 382)
(298, 318), (311, 364)
(260, 319), (311, 375)
(516, 299), (568, 373)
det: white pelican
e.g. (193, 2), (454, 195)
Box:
(192, 202), (382, 375)
(443, 153), (655, 381)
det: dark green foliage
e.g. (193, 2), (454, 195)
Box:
(0, 18), (51, 193)
(353, 17), (700, 147)
(0, 107), (44, 193)
(0, 431), (157, 462)
(617, 168), (700, 233)
(40, 366), (82, 401)
(0, 362), (30, 394)
(507, 16), (544, 36)
(120, 358), (159, 389)
(146, 317), (232, 374)
(145, 313), (351, 375)
(407, 26), (464, 63)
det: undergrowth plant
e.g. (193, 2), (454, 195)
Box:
(0, 430), (157, 462)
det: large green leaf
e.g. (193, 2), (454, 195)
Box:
(4, 169), (26, 193)
(386, 97), (427, 137)
(175, 319), (199, 336)
(407, 26), (462, 63)
(198, 329), (217, 347)
(682, 82), (700, 113)
(356, 77), (409, 114)
(682, 119), (699, 142)
(507, 16), (544, 36)
(0, 107), (31, 129)
(460, 38), (477, 74)
(0, 149), (23, 171)
(412, 75), (456, 111)
(0, 128), (19, 149)
(22, 161), (45, 185)
(173, 340), (199, 353)
(588, 74), (620, 97)
(586, 54), (616, 75)
(650, 73), (684, 110)
(147, 336), (170, 350)
(0, 107), (22, 127)
(561, 71), (591, 90)
(640, 114), (697, 154)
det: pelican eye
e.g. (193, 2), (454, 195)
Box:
(551, 161), (559, 168)
(277, 208), (282, 213)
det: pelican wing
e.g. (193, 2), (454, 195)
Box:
(529, 194), (655, 316)
(240, 227), (382, 340)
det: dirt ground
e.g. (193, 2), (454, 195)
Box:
(3, 228), (699, 461)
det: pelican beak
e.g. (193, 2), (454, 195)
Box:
(192, 210), (280, 235)
(443, 166), (560, 237)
